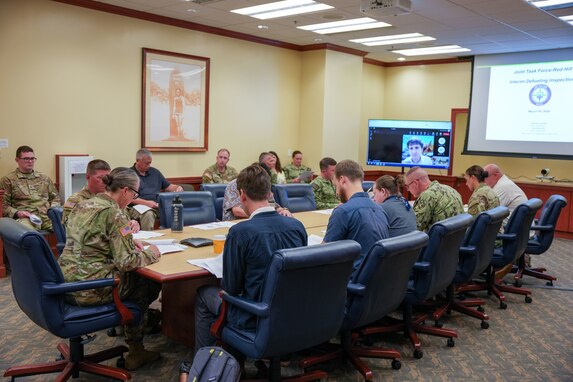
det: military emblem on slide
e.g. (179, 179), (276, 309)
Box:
(529, 84), (551, 106)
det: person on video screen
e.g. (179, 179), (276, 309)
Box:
(402, 138), (433, 165)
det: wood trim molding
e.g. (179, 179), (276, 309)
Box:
(364, 57), (471, 68)
(301, 43), (368, 57)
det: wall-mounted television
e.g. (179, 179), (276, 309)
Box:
(366, 119), (452, 170)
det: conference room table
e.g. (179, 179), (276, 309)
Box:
(136, 210), (331, 347)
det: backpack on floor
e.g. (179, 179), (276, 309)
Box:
(179, 346), (241, 382)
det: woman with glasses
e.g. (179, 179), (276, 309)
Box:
(372, 175), (417, 237)
(58, 167), (162, 371)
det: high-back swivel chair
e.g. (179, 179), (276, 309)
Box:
(157, 191), (216, 229)
(199, 184), (228, 221)
(0, 218), (141, 381)
(272, 184), (316, 213)
(213, 241), (360, 382)
(47, 206), (66, 256)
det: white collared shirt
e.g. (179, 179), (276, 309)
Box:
(249, 206), (275, 219)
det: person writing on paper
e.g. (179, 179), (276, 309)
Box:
(402, 138), (433, 165)
(130, 149), (183, 230)
(58, 167), (162, 370)
(62, 160), (140, 233)
(1, 145), (61, 231)
(310, 157), (340, 210)
(284, 150), (313, 183)
(194, 164), (307, 353)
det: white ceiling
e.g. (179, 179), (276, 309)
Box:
(89, 0), (573, 62)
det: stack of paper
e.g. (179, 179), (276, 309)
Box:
(187, 255), (223, 278)
(143, 239), (187, 255)
(133, 231), (164, 240)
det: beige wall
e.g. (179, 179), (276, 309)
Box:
(0, 0), (302, 179)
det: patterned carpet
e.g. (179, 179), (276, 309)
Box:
(1, 238), (572, 381)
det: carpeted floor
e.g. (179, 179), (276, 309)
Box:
(1, 238), (572, 381)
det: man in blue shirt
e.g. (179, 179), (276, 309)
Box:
(129, 148), (183, 230)
(194, 164), (307, 353)
(323, 160), (389, 272)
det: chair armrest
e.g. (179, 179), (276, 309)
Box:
(42, 278), (115, 295)
(222, 291), (270, 317)
(530, 224), (553, 232)
(347, 282), (366, 296)
(459, 246), (477, 259)
(497, 233), (516, 241)
(413, 261), (431, 272)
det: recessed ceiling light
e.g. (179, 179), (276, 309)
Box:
(314, 38), (323, 42)
(397, 57), (406, 61)
(187, 8), (198, 13)
(297, 17), (391, 34)
(257, 25), (269, 29)
(231, 0), (333, 20)
(350, 33), (436, 46)
(527, 0), (573, 7)
(392, 45), (471, 56)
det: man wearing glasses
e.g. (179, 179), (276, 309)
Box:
(0, 145), (61, 231)
(405, 166), (464, 233)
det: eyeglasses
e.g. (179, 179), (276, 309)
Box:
(127, 187), (140, 199)
(405, 178), (420, 188)
(19, 157), (37, 161)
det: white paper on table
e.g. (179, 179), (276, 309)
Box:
(132, 204), (152, 214)
(132, 231), (164, 240)
(313, 209), (333, 215)
(191, 221), (236, 230)
(144, 244), (187, 255)
(187, 254), (223, 278)
(143, 239), (179, 246)
(307, 234), (324, 246)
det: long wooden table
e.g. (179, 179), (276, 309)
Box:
(137, 211), (331, 347)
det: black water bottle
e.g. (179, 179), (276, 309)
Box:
(171, 195), (184, 232)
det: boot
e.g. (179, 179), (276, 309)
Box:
(125, 343), (161, 370)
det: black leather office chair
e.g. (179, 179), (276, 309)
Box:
(273, 184), (317, 212)
(47, 206), (66, 256)
(0, 218), (141, 381)
(199, 184), (227, 221)
(458, 199), (543, 309)
(157, 191), (216, 229)
(299, 231), (429, 381)
(432, 206), (509, 329)
(513, 194), (567, 286)
(212, 241), (360, 382)
(365, 213), (473, 359)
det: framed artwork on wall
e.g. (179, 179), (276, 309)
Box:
(142, 48), (210, 152)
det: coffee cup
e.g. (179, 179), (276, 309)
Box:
(213, 234), (226, 255)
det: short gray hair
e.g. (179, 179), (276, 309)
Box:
(136, 148), (152, 160)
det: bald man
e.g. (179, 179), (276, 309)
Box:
(483, 164), (527, 215)
(405, 166), (464, 233)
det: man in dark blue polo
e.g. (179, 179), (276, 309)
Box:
(130, 148), (183, 230)
(194, 164), (307, 353)
(323, 159), (389, 273)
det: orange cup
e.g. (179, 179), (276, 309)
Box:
(213, 234), (226, 255)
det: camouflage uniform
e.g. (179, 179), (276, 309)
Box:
(467, 183), (500, 218)
(283, 163), (313, 183)
(62, 186), (94, 227)
(413, 180), (464, 233)
(58, 193), (160, 344)
(202, 164), (238, 184)
(0, 169), (61, 231)
(311, 176), (339, 210)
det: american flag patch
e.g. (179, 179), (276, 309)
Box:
(119, 224), (132, 237)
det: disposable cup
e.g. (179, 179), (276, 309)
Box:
(213, 234), (226, 255)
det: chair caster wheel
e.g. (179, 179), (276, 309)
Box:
(391, 359), (401, 370)
(413, 349), (423, 359)
(481, 321), (490, 329)
(514, 280), (522, 287)
(116, 356), (125, 369)
(499, 302), (507, 309)
(107, 327), (117, 337)
(477, 306), (485, 313)
(434, 321), (443, 328)
(447, 338), (455, 347)
(546, 281), (554, 286)
(525, 296), (532, 303)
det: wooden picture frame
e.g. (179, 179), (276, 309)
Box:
(142, 48), (210, 152)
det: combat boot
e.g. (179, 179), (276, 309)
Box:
(125, 343), (161, 370)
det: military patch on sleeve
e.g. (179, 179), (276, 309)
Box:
(64, 201), (76, 208)
(119, 223), (132, 237)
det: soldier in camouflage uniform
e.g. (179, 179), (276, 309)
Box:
(201, 148), (238, 184)
(464, 165), (500, 217)
(58, 168), (161, 371)
(405, 166), (464, 233)
(1, 145), (61, 231)
(311, 157), (340, 210)
(284, 150), (313, 183)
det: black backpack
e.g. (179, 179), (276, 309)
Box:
(180, 346), (241, 382)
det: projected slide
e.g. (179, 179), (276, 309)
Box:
(486, 60), (573, 142)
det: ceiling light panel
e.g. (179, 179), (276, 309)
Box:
(527, 0), (573, 7)
(350, 33), (436, 46)
(297, 17), (392, 34)
(392, 45), (471, 56)
(231, 0), (333, 20)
